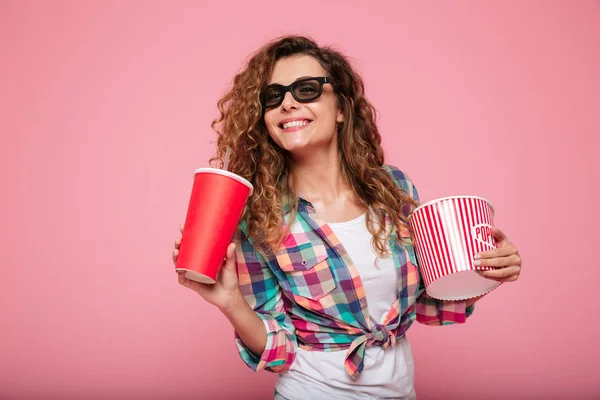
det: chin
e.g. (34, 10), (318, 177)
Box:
(274, 133), (311, 151)
(281, 141), (311, 154)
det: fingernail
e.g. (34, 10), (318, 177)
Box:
(474, 254), (481, 259)
(473, 260), (482, 266)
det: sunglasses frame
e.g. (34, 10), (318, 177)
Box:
(261, 76), (332, 109)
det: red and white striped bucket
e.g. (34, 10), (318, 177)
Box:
(408, 196), (501, 300)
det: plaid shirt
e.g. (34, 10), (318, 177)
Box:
(233, 165), (474, 379)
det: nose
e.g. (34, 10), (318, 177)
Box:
(281, 91), (299, 112)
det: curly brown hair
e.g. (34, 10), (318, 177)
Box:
(210, 35), (418, 256)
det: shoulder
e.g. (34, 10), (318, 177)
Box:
(236, 216), (269, 257)
(383, 165), (417, 193)
(235, 218), (270, 264)
(236, 217), (252, 243)
(383, 165), (410, 186)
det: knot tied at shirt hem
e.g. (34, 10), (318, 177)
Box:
(344, 324), (398, 380)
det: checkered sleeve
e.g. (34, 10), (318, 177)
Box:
(385, 164), (476, 325)
(415, 288), (475, 325)
(233, 225), (297, 373)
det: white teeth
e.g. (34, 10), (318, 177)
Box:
(282, 120), (310, 129)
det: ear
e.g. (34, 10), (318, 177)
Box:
(336, 109), (344, 124)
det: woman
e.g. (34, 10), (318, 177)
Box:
(172, 36), (522, 399)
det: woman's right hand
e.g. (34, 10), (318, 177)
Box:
(173, 224), (243, 311)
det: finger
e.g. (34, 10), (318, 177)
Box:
(474, 254), (521, 268)
(172, 249), (179, 265)
(491, 227), (509, 246)
(477, 265), (521, 281)
(174, 237), (181, 249)
(178, 270), (187, 285)
(475, 244), (517, 259)
(178, 272), (195, 289)
(180, 224), (184, 234)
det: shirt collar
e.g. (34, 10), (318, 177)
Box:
(282, 191), (314, 216)
(282, 192), (293, 215)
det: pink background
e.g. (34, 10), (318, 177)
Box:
(1, 1), (598, 399)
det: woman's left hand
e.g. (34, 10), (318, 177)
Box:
(473, 227), (522, 283)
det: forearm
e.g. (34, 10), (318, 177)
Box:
(220, 292), (267, 357)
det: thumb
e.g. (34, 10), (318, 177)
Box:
(223, 242), (237, 269)
(218, 243), (238, 285)
(492, 227), (509, 246)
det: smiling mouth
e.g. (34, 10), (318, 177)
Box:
(279, 119), (312, 130)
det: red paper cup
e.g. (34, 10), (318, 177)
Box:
(408, 196), (501, 300)
(175, 168), (253, 283)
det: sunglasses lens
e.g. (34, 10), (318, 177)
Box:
(264, 86), (283, 108)
(293, 79), (321, 101)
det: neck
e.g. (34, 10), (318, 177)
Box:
(290, 145), (349, 202)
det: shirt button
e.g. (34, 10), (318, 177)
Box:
(301, 259), (308, 266)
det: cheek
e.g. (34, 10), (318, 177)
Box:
(263, 115), (282, 145)
(263, 113), (272, 128)
(263, 113), (277, 134)
(267, 128), (279, 144)
(267, 127), (279, 142)
(308, 102), (336, 123)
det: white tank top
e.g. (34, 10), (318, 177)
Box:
(275, 213), (417, 400)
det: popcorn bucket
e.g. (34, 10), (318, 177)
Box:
(408, 196), (501, 300)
